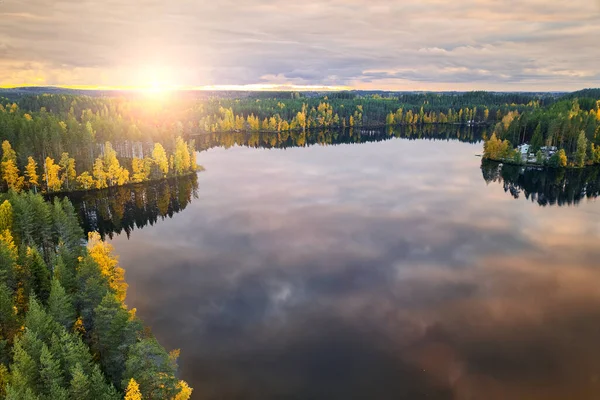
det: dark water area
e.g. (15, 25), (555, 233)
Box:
(66, 127), (600, 399)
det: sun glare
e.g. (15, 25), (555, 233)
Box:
(137, 66), (177, 94)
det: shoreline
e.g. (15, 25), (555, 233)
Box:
(482, 157), (595, 170)
(187, 122), (490, 136)
(39, 169), (201, 197)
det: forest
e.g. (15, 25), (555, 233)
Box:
(482, 89), (600, 167)
(0, 191), (191, 399)
(0, 90), (555, 194)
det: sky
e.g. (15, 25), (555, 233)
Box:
(0, 0), (599, 91)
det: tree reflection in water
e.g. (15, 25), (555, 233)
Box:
(51, 173), (199, 239)
(481, 159), (600, 207)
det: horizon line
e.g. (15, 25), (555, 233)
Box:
(0, 84), (597, 93)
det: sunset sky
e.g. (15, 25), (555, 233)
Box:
(1, 0), (599, 91)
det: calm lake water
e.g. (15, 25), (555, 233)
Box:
(71, 127), (600, 399)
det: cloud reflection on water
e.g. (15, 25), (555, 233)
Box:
(111, 139), (600, 399)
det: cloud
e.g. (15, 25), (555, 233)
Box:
(1, 0), (597, 89)
(109, 138), (600, 399)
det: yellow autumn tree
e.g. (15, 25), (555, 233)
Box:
(103, 142), (129, 186)
(131, 157), (151, 183)
(58, 152), (76, 190)
(0, 200), (13, 233)
(87, 232), (128, 302)
(173, 137), (191, 175)
(76, 171), (95, 190)
(174, 381), (193, 400)
(1, 141), (24, 192)
(43, 157), (62, 192)
(92, 158), (108, 189)
(152, 143), (169, 177)
(25, 156), (39, 192)
(124, 378), (142, 400)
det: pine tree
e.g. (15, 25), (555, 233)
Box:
(93, 293), (139, 385)
(89, 364), (121, 400)
(48, 279), (75, 330)
(69, 363), (91, 399)
(25, 248), (51, 304)
(9, 331), (41, 397)
(24, 296), (55, 343)
(39, 343), (65, 397)
(123, 338), (180, 399)
(0, 284), (19, 357)
(530, 123), (543, 153)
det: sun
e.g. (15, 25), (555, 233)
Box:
(137, 66), (177, 93)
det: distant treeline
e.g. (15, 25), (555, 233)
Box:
(483, 90), (600, 167)
(2, 90), (552, 143)
(0, 191), (191, 399)
(193, 124), (487, 151)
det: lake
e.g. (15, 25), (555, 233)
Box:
(68, 127), (600, 399)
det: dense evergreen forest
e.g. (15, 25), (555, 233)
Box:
(483, 89), (600, 167)
(0, 191), (191, 399)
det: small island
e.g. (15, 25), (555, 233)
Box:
(482, 89), (600, 168)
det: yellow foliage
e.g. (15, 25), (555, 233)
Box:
(152, 143), (169, 177)
(0, 201), (13, 233)
(76, 171), (95, 190)
(0, 229), (17, 257)
(173, 137), (192, 175)
(92, 158), (107, 189)
(2, 159), (24, 192)
(59, 152), (76, 190)
(174, 380), (193, 400)
(1, 141), (16, 163)
(131, 157), (152, 183)
(125, 378), (143, 400)
(74, 316), (86, 335)
(87, 232), (128, 302)
(25, 157), (39, 189)
(43, 157), (62, 192)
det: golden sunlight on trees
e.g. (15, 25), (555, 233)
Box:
(44, 157), (62, 192)
(152, 143), (169, 177)
(24, 157), (39, 192)
(93, 158), (108, 189)
(1, 141), (24, 192)
(0, 191), (193, 398)
(76, 171), (95, 190)
(59, 152), (76, 191)
(87, 232), (128, 302)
